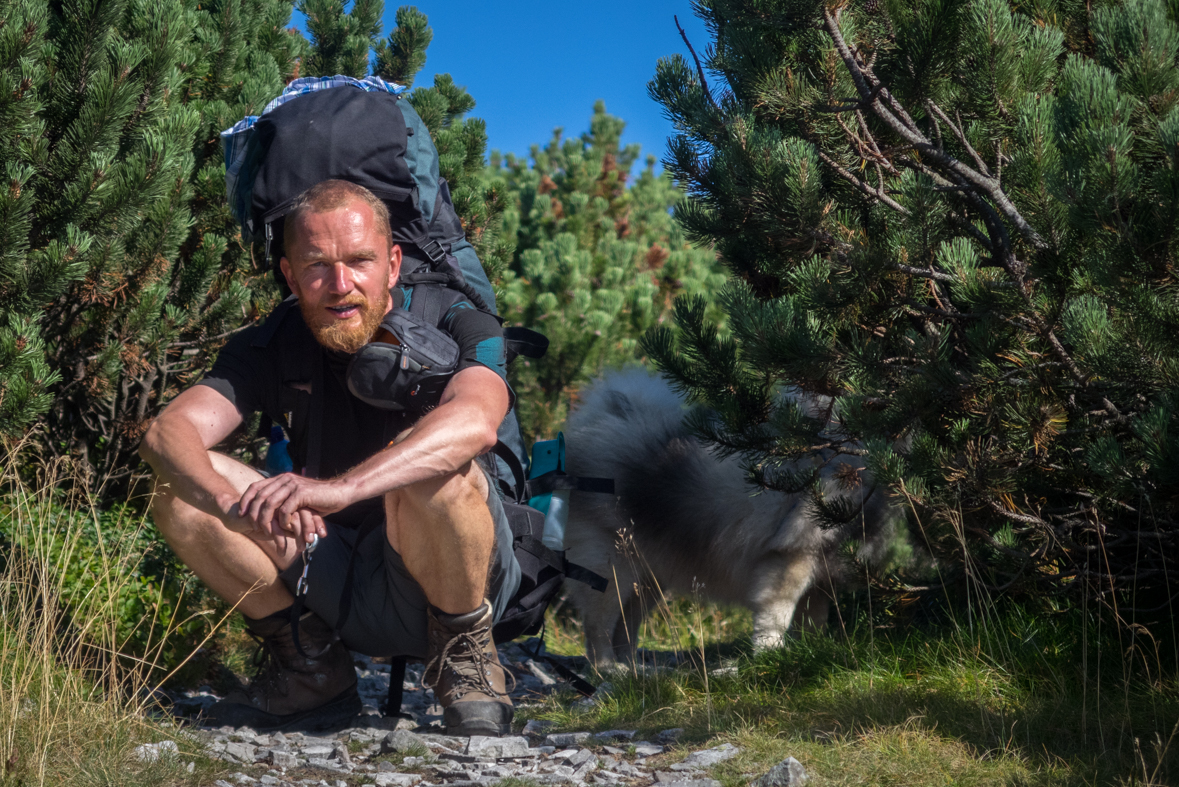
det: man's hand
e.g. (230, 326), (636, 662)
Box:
(237, 474), (353, 543)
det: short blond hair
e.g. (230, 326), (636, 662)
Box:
(283, 180), (392, 254)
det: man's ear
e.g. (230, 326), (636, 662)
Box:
(279, 256), (299, 296)
(389, 243), (403, 286)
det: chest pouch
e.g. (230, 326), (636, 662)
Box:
(346, 307), (461, 414)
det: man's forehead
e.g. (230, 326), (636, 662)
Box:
(290, 204), (385, 255)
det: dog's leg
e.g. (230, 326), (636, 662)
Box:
(793, 584), (832, 634)
(578, 572), (623, 670)
(613, 582), (648, 666)
(750, 553), (818, 650)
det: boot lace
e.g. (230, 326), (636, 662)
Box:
(241, 631), (289, 699)
(423, 624), (516, 699)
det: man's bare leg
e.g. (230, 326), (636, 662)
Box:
(150, 452), (301, 620)
(384, 459), (495, 614)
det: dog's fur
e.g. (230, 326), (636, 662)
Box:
(563, 369), (896, 668)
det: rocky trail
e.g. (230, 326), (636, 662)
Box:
(149, 641), (807, 787)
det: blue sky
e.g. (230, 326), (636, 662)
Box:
(295, 2), (711, 172)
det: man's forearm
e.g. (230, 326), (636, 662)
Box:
(140, 414), (241, 520)
(336, 396), (498, 503)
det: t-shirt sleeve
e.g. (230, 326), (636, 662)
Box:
(195, 328), (270, 418)
(442, 301), (514, 405)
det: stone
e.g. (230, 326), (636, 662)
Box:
(373, 775), (421, 787)
(657, 780), (722, 787)
(670, 744), (740, 771)
(466, 735), (532, 759)
(214, 781), (236, 787)
(592, 730), (636, 743)
(566, 749), (596, 767)
(382, 730), (424, 754)
(230, 774), (256, 784)
(525, 661), (557, 686)
(224, 741), (257, 763)
(602, 746), (627, 756)
(634, 743), (664, 757)
(302, 745), (334, 758)
(133, 741), (178, 763)
(753, 757), (808, 787)
(523, 718), (556, 736)
(544, 732), (591, 748)
(656, 729), (684, 744)
(377, 761), (397, 773)
(533, 746), (556, 755)
(270, 750), (298, 769)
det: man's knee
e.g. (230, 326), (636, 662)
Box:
(387, 462), (489, 517)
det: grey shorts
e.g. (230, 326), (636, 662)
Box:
(277, 473), (520, 659)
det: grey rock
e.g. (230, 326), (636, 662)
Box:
(670, 743), (740, 771)
(634, 743), (664, 757)
(133, 740), (178, 763)
(225, 741), (257, 763)
(303, 745), (334, 758)
(658, 780), (722, 787)
(602, 746), (627, 756)
(377, 761), (397, 773)
(271, 750), (299, 769)
(373, 775), (422, 787)
(551, 749), (578, 761)
(333, 743), (353, 765)
(532, 746), (556, 755)
(383, 729), (424, 754)
(230, 773), (257, 784)
(753, 757), (808, 787)
(260, 777), (282, 786)
(565, 749), (596, 767)
(214, 781), (237, 787)
(592, 730), (636, 743)
(656, 729), (684, 744)
(523, 719), (556, 736)
(525, 661), (557, 686)
(466, 735), (532, 759)
(544, 732), (591, 748)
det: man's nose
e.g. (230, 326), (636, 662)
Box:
(328, 263), (352, 293)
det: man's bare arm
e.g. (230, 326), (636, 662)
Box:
(237, 365), (510, 532)
(139, 385), (257, 529)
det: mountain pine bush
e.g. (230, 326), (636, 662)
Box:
(0, 1), (505, 495)
(494, 102), (725, 443)
(646, 0), (1179, 623)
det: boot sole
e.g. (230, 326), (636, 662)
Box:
(203, 685), (362, 733)
(444, 701), (514, 737)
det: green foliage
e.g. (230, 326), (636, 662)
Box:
(0, 1), (506, 497)
(646, 0), (1179, 625)
(492, 102), (726, 442)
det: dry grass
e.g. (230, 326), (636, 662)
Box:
(0, 447), (226, 786)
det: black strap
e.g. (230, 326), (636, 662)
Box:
(290, 514), (384, 661)
(503, 327), (549, 362)
(528, 471), (615, 495)
(491, 441), (529, 504)
(524, 629), (597, 698)
(565, 562), (609, 593)
(408, 279), (446, 324)
(385, 657), (408, 716)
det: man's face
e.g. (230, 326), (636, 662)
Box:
(280, 200), (401, 354)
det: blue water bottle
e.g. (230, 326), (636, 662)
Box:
(264, 424), (294, 474)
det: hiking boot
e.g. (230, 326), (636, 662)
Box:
(204, 610), (360, 732)
(422, 599), (515, 736)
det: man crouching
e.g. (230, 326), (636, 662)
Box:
(139, 179), (519, 735)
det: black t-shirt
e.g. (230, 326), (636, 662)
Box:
(197, 286), (508, 527)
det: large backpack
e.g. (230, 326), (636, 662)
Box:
(222, 77), (608, 657)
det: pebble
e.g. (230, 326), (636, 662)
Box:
(133, 740), (178, 763)
(754, 757), (808, 786)
(545, 732), (592, 748)
(670, 743), (741, 771)
(158, 645), (763, 787)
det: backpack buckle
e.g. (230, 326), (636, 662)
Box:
(420, 238), (446, 265)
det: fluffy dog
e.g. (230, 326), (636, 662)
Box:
(563, 369), (896, 668)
